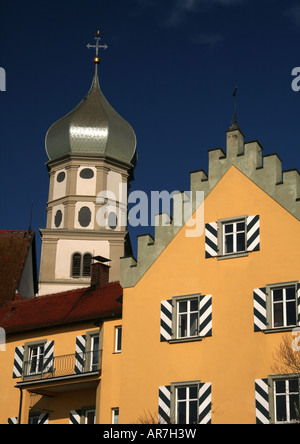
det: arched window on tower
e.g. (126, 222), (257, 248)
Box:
(83, 253), (92, 277)
(72, 253), (82, 277)
(71, 253), (92, 278)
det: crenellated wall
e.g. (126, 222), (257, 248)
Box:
(191, 128), (299, 219)
(120, 127), (300, 288)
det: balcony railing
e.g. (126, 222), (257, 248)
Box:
(22, 350), (102, 382)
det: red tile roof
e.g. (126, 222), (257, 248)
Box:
(0, 230), (37, 307)
(0, 282), (122, 334)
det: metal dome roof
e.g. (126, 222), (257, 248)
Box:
(45, 64), (137, 167)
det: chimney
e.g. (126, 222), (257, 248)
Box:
(90, 262), (110, 287)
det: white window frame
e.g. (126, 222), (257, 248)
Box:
(273, 378), (299, 424)
(28, 344), (45, 375)
(112, 408), (119, 424)
(176, 298), (199, 339)
(90, 335), (100, 372)
(222, 219), (246, 255)
(271, 285), (297, 328)
(84, 409), (96, 424)
(115, 326), (122, 353)
(173, 383), (199, 425)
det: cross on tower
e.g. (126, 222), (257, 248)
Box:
(232, 86), (238, 127)
(87, 30), (108, 64)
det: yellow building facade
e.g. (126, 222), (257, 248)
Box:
(119, 126), (300, 425)
(0, 273), (123, 425)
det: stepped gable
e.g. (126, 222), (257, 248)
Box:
(120, 127), (300, 288)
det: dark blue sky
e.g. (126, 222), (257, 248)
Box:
(1, 0), (300, 265)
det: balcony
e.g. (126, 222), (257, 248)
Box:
(22, 350), (102, 382)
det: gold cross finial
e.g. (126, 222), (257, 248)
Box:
(87, 29), (108, 64)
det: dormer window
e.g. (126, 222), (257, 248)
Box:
(71, 253), (92, 278)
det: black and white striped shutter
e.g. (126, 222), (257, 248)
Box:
(38, 413), (49, 424)
(69, 409), (81, 424)
(75, 335), (86, 373)
(247, 215), (260, 252)
(43, 341), (54, 373)
(199, 382), (212, 424)
(158, 386), (171, 424)
(199, 295), (212, 337)
(297, 283), (300, 325)
(253, 288), (267, 332)
(160, 300), (173, 342)
(13, 346), (24, 378)
(205, 222), (218, 258)
(255, 379), (270, 424)
(7, 417), (18, 424)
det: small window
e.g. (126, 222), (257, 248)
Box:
(82, 254), (92, 277)
(160, 294), (212, 343)
(273, 378), (299, 423)
(112, 408), (119, 425)
(72, 253), (82, 278)
(78, 206), (92, 228)
(84, 409), (96, 424)
(54, 210), (63, 228)
(115, 326), (122, 353)
(28, 415), (40, 425)
(175, 384), (198, 425)
(28, 345), (44, 375)
(177, 299), (198, 339)
(90, 335), (100, 372)
(56, 171), (66, 183)
(108, 212), (118, 230)
(222, 220), (246, 255)
(80, 168), (94, 179)
(272, 286), (297, 328)
(71, 253), (92, 278)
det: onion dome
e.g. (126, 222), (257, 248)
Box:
(45, 63), (137, 168)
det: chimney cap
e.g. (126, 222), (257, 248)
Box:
(92, 255), (111, 264)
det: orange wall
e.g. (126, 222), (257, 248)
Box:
(119, 166), (300, 424)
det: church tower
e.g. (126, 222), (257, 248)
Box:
(38, 32), (137, 296)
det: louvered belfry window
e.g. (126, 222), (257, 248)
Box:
(72, 253), (82, 277)
(72, 253), (92, 278)
(83, 254), (92, 277)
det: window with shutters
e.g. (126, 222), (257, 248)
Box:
(271, 286), (297, 328)
(219, 216), (247, 257)
(160, 294), (212, 343)
(160, 380), (212, 425)
(71, 252), (92, 278)
(28, 414), (41, 425)
(264, 281), (300, 332)
(175, 384), (198, 424)
(84, 408), (96, 424)
(205, 214), (260, 259)
(90, 335), (100, 371)
(176, 298), (199, 339)
(222, 220), (246, 255)
(28, 345), (44, 375)
(269, 374), (300, 424)
(22, 340), (50, 378)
